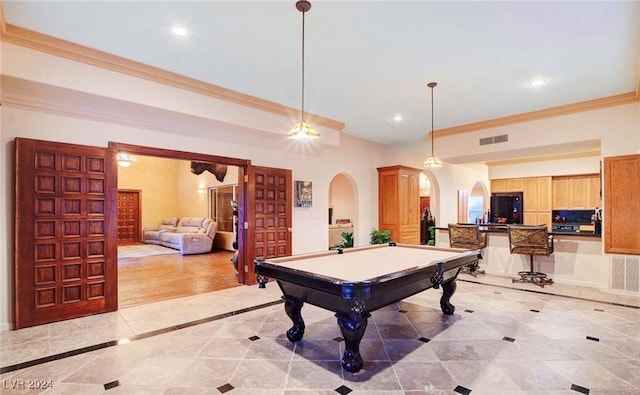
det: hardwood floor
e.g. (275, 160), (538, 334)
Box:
(118, 249), (239, 307)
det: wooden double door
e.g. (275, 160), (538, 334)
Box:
(14, 138), (292, 329)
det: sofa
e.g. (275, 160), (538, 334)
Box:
(143, 217), (217, 255)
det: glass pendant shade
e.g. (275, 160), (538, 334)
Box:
(287, 121), (319, 141)
(422, 155), (443, 168)
(117, 152), (137, 167)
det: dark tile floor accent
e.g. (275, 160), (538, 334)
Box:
(103, 380), (119, 390)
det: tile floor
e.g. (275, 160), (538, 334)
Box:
(1, 273), (639, 394)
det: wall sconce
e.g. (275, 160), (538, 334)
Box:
(197, 188), (206, 194)
(117, 152), (137, 167)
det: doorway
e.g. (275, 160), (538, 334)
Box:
(115, 156), (241, 307)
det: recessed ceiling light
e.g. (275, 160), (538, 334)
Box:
(393, 115), (403, 122)
(529, 78), (547, 87)
(172, 25), (188, 37)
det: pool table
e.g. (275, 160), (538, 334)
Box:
(255, 242), (481, 373)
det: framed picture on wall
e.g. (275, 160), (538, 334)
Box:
(295, 180), (312, 208)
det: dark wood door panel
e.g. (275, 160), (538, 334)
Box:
(246, 165), (292, 285)
(117, 190), (141, 244)
(15, 138), (117, 329)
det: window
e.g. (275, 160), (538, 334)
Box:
(209, 185), (237, 232)
(468, 195), (484, 223)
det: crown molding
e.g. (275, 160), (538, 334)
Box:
(486, 150), (602, 167)
(435, 92), (639, 138)
(0, 22), (345, 132)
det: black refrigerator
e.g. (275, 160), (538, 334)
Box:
(490, 192), (523, 224)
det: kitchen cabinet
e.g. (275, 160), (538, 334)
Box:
(491, 178), (524, 193)
(377, 165), (420, 245)
(587, 174), (602, 208)
(569, 177), (587, 208)
(604, 154), (640, 254)
(491, 179), (507, 193)
(552, 174), (600, 209)
(507, 178), (523, 191)
(523, 176), (552, 229)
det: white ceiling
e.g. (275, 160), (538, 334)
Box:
(2, 1), (639, 155)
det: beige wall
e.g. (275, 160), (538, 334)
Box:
(117, 155), (180, 230)
(117, 157), (241, 230)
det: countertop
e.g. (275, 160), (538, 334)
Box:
(435, 224), (602, 238)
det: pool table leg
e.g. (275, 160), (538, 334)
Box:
(440, 279), (457, 315)
(284, 297), (306, 342)
(336, 312), (370, 373)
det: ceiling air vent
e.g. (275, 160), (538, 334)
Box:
(479, 134), (509, 146)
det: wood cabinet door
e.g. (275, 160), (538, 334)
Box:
(604, 154), (640, 254)
(552, 177), (570, 208)
(491, 179), (507, 193)
(569, 177), (587, 208)
(506, 178), (523, 191)
(537, 177), (552, 211)
(14, 138), (117, 329)
(523, 178), (539, 211)
(587, 174), (602, 209)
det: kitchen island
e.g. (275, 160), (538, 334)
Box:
(435, 226), (604, 289)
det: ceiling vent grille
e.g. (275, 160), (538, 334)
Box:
(479, 134), (509, 146)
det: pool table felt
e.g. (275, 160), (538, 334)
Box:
(265, 245), (470, 282)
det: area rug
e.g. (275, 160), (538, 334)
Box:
(118, 244), (180, 259)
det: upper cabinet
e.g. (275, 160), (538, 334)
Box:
(522, 176), (552, 229)
(491, 179), (507, 193)
(552, 174), (601, 209)
(604, 154), (640, 255)
(523, 176), (552, 211)
(492, 178), (523, 193)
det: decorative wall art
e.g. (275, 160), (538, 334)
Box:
(295, 180), (313, 207)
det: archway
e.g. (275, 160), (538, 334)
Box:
(419, 170), (440, 245)
(469, 181), (490, 223)
(328, 173), (358, 248)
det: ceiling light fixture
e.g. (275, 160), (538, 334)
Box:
(422, 82), (443, 168)
(117, 152), (137, 168)
(529, 78), (546, 87)
(172, 25), (187, 37)
(287, 0), (319, 141)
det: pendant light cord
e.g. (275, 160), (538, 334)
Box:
(301, 8), (306, 123)
(430, 85), (434, 156)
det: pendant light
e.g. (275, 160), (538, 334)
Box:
(287, 0), (319, 141)
(422, 82), (443, 168)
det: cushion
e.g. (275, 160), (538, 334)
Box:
(161, 217), (179, 226)
(179, 217), (205, 227)
(338, 222), (353, 228)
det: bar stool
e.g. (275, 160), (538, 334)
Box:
(507, 224), (554, 287)
(448, 223), (486, 276)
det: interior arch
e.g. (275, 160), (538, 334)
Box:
(328, 173), (359, 247)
